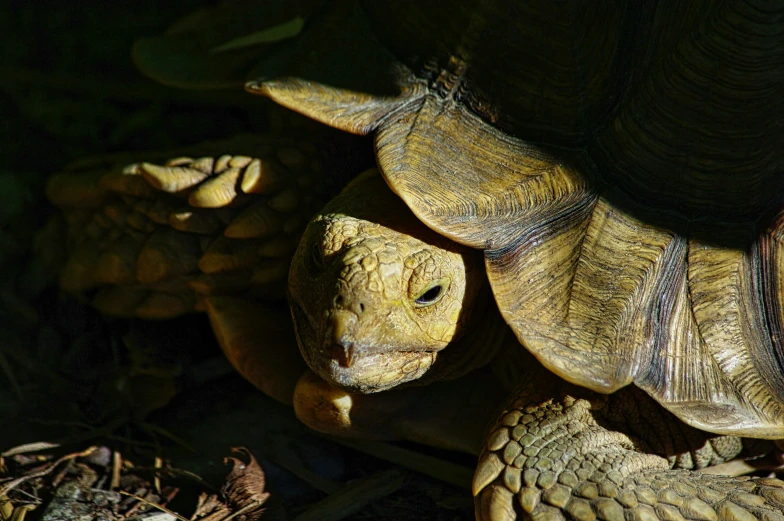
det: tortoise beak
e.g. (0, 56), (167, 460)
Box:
(330, 344), (357, 368)
(326, 310), (360, 368)
(330, 309), (357, 343)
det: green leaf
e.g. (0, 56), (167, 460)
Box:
(210, 17), (305, 54)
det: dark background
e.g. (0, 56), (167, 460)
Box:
(0, 2), (473, 519)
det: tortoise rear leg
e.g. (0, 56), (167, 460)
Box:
(474, 381), (784, 521)
(47, 134), (368, 319)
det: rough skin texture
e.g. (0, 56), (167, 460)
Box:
(472, 360), (784, 520)
(46, 132), (370, 405)
(289, 174), (784, 520)
(289, 171), (502, 394)
(51, 148), (784, 520)
(47, 133), (366, 320)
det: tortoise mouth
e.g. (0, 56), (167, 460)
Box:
(288, 298), (438, 393)
(313, 344), (437, 394)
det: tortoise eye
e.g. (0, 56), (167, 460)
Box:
(310, 242), (325, 271)
(416, 286), (442, 304)
(413, 279), (449, 307)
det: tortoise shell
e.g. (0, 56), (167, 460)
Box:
(242, 0), (784, 438)
(132, 0), (784, 437)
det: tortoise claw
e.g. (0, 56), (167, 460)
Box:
(475, 484), (519, 521)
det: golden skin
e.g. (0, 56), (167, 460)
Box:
(288, 170), (489, 394)
(286, 173), (784, 521)
(50, 146), (784, 520)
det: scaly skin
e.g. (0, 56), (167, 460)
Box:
(47, 138), (511, 450)
(292, 173), (784, 520)
(288, 170), (504, 394)
(47, 132), (369, 405)
(51, 145), (784, 519)
(47, 133), (367, 319)
(472, 358), (784, 520)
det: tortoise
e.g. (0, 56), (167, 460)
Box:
(49, 0), (784, 519)
(49, 153), (784, 521)
(287, 171), (784, 521)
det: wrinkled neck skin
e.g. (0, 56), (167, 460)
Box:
(288, 170), (508, 394)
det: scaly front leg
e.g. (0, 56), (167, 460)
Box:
(474, 379), (784, 520)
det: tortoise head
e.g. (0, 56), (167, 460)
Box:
(288, 170), (494, 394)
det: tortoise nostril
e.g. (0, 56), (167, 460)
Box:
(333, 293), (366, 315)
